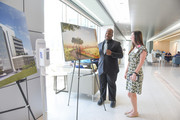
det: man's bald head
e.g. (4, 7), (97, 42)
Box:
(107, 28), (113, 33)
(105, 28), (113, 40)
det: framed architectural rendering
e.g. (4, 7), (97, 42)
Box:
(0, 2), (37, 88)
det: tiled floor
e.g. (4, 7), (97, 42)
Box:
(43, 61), (180, 120)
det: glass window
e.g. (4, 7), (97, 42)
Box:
(96, 26), (101, 43)
(66, 6), (78, 24)
(0, 27), (13, 72)
(80, 15), (87, 27)
(62, 3), (67, 22)
(88, 21), (95, 28)
(77, 14), (80, 25)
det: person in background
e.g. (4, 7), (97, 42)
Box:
(97, 28), (123, 108)
(165, 52), (172, 62)
(124, 31), (147, 117)
(174, 51), (180, 57)
(91, 58), (99, 68)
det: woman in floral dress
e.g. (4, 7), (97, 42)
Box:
(124, 31), (147, 117)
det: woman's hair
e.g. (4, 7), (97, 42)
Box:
(128, 31), (144, 54)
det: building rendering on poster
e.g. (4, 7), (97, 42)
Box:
(0, 2), (37, 88)
(61, 22), (100, 61)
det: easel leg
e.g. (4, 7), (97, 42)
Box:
(91, 59), (106, 111)
(76, 59), (81, 120)
(16, 80), (36, 120)
(68, 61), (76, 106)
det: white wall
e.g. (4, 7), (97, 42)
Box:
(25, 0), (44, 51)
(44, 0), (64, 66)
(25, 0), (44, 32)
(170, 40), (180, 55)
(123, 40), (132, 66)
(177, 40), (180, 52)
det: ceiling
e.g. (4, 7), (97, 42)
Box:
(129, 0), (180, 42)
(71, 0), (113, 25)
(63, 0), (180, 42)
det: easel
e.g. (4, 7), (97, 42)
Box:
(67, 58), (106, 120)
(0, 78), (36, 120)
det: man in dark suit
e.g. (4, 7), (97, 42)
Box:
(97, 28), (123, 108)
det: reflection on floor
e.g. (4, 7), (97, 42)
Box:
(45, 61), (180, 120)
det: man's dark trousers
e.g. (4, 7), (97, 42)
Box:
(99, 72), (118, 101)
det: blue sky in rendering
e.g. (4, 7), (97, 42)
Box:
(0, 2), (33, 55)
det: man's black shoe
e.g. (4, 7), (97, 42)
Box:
(110, 101), (116, 108)
(97, 99), (104, 105)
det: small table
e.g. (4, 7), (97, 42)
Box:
(53, 73), (68, 94)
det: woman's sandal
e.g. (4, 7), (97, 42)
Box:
(124, 110), (132, 115)
(126, 113), (139, 118)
